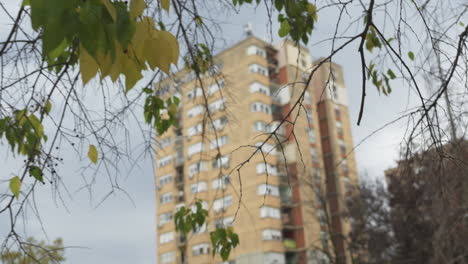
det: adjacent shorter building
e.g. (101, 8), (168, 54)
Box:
(154, 36), (358, 264)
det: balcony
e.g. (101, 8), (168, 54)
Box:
(283, 239), (297, 249)
(175, 175), (184, 186)
(282, 211), (302, 230)
(280, 188), (296, 208)
(175, 156), (184, 166)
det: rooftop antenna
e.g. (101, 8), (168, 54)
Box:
(244, 23), (253, 37)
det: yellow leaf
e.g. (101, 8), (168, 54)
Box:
(133, 18), (154, 60)
(101, 0), (117, 21)
(88, 144), (98, 164)
(161, 0), (170, 12)
(96, 51), (112, 80)
(79, 45), (99, 85)
(145, 29), (179, 74)
(130, 0), (146, 19)
(9, 176), (21, 200)
(307, 3), (318, 22)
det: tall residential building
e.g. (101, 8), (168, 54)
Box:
(154, 36), (358, 264)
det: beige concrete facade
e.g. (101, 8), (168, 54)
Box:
(155, 37), (358, 264)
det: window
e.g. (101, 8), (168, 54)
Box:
(251, 102), (271, 114)
(255, 142), (277, 155)
(188, 142), (205, 157)
(213, 196), (233, 212)
(314, 168), (321, 184)
(311, 148), (319, 163)
(260, 206), (280, 219)
(256, 163), (278, 176)
(184, 71), (196, 83)
(249, 64), (268, 76)
(253, 121), (269, 133)
(191, 200), (209, 212)
(208, 99), (225, 114)
(190, 181), (208, 194)
(305, 108), (314, 123)
(304, 91), (312, 105)
(249, 82), (270, 95)
(187, 105), (203, 118)
(159, 212), (173, 225)
(342, 159), (349, 172)
(212, 175), (230, 190)
(332, 84), (338, 99)
(160, 252), (175, 263)
(335, 105), (341, 119)
(208, 79), (225, 96)
(159, 137), (171, 148)
(258, 184), (279, 196)
(160, 193), (173, 204)
(187, 123), (203, 136)
(214, 216), (234, 228)
(308, 129), (316, 143)
(188, 162), (208, 177)
(156, 84), (170, 97)
(262, 229), (282, 241)
(212, 155), (230, 169)
(317, 209), (327, 225)
(320, 231), (328, 250)
(210, 116), (228, 131)
(159, 232), (174, 244)
(301, 58), (308, 68)
(192, 243), (210, 256)
(339, 139), (346, 155)
(159, 173), (173, 186)
(193, 222), (207, 234)
(187, 87), (203, 99)
(265, 252), (286, 264)
(336, 120), (343, 137)
(247, 45), (266, 57)
(158, 155), (172, 168)
(210, 135), (228, 149)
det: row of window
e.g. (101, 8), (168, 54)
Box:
(187, 116), (228, 137)
(249, 64), (268, 76)
(187, 98), (272, 120)
(186, 99), (226, 118)
(186, 79), (226, 100)
(159, 160), (282, 190)
(247, 45), (267, 58)
(163, 181), (279, 198)
(160, 225), (281, 245)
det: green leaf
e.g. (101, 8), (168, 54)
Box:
(115, 3), (136, 49)
(408, 51), (415, 61)
(44, 100), (52, 115)
(195, 16), (203, 25)
(88, 144), (98, 164)
(278, 20), (290, 38)
(101, 0), (117, 21)
(9, 176), (22, 200)
(29, 166), (44, 183)
(307, 3), (318, 22)
(387, 69), (396, 79)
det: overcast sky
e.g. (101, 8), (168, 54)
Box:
(0, 2), (421, 264)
